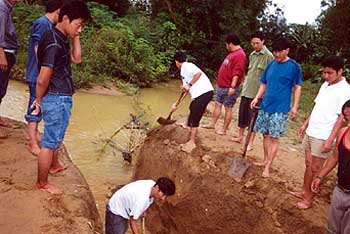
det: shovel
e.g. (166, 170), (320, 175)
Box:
(157, 91), (186, 125)
(229, 106), (260, 179)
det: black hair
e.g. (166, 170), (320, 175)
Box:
(251, 31), (265, 41)
(342, 99), (350, 116)
(45, 0), (62, 13)
(225, 33), (241, 46)
(58, 0), (91, 23)
(173, 52), (187, 63)
(155, 177), (176, 196)
(272, 37), (291, 51)
(321, 55), (344, 73)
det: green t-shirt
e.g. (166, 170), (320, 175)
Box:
(241, 46), (273, 98)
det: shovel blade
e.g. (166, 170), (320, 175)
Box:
(228, 157), (250, 179)
(157, 117), (177, 125)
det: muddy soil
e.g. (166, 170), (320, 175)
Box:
(0, 118), (102, 234)
(133, 115), (336, 234)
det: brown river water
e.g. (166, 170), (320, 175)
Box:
(1, 80), (189, 217)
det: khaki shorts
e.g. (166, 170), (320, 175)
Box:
(302, 134), (334, 159)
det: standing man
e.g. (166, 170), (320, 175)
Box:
(231, 31), (273, 150)
(251, 37), (302, 178)
(171, 52), (214, 153)
(33, 0), (91, 194)
(311, 99), (350, 234)
(0, 0), (19, 135)
(293, 56), (350, 209)
(25, 0), (62, 156)
(203, 33), (247, 135)
(106, 177), (176, 234)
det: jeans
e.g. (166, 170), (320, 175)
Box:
(41, 93), (72, 149)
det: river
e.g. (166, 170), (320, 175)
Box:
(1, 79), (189, 217)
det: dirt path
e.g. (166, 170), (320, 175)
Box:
(0, 118), (102, 234)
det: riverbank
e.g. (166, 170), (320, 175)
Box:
(0, 118), (102, 234)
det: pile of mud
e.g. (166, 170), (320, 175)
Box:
(0, 118), (102, 234)
(133, 124), (334, 234)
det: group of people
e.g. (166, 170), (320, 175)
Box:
(172, 32), (350, 233)
(1, 0), (349, 233)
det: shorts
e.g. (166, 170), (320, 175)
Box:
(41, 93), (72, 149)
(25, 82), (42, 123)
(215, 86), (240, 108)
(253, 110), (288, 138)
(188, 91), (213, 128)
(105, 205), (128, 234)
(302, 134), (334, 159)
(238, 96), (254, 128)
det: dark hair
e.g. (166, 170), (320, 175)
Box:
(45, 0), (62, 13)
(58, 0), (91, 23)
(173, 52), (187, 63)
(321, 55), (344, 72)
(342, 99), (350, 116)
(155, 177), (176, 196)
(225, 33), (240, 46)
(272, 37), (291, 51)
(251, 31), (265, 41)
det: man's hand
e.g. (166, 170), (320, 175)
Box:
(171, 102), (178, 112)
(289, 106), (298, 120)
(228, 87), (235, 96)
(311, 178), (321, 193)
(298, 124), (307, 137)
(0, 53), (8, 72)
(182, 84), (190, 92)
(322, 139), (333, 153)
(250, 98), (259, 109)
(30, 99), (41, 116)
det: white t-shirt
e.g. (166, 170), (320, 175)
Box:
(108, 180), (155, 220)
(306, 78), (350, 140)
(180, 62), (213, 99)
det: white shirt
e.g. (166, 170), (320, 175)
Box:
(306, 78), (350, 140)
(180, 62), (213, 99)
(108, 180), (155, 220)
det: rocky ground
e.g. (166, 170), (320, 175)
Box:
(0, 118), (102, 234)
(132, 109), (337, 234)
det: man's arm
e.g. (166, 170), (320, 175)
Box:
(182, 71), (201, 91)
(298, 116), (310, 137)
(70, 36), (82, 64)
(290, 84), (302, 120)
(228, 75), (239, 96)
(322, 114), (344, 153)
(0, 47), (7, 72)
(36, 66), (53, 103)
(129, 218), (139, 234)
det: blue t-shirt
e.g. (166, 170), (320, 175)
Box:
(25, 16), (53, 83)
(260, 59), (302, 113)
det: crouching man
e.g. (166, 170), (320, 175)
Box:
(105, 177), (176, 234)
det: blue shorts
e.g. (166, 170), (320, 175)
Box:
(41, 93), (72, 149)
(215, 86), (240, 108)
(253, 110), (288, 138)
(25, 82), (42, 123)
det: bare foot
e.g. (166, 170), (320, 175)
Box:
(49, 164), (68, 174)
(215, 129), (226, 135)
(201, 124), (215, 129)
(288, 191), (304, 199)
(253, 161), (267, 167)
(180, 141), (196, 153)
(36, 183), (63, 194)
(27, 143), (41, 157)
(262, 168), (270, 178)
(0, 118), (11, 128)
(247, 145), (253, 151)
(296, 200), (312, 210)
(230, 136), (243, 143)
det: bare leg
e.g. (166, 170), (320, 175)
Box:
(181, 127), (197, 153)
(36, 147), (62, 194)
(27, 121), (41, 156)
(301, 151), (313, 197)
(216, 106), (232, 135)
(297, 156), (325, 209)
(248, 132), (256, 147)
(262, 136), (279, 177)
(231, 127), (244, 143)
(50, 148), (67, 174)
(205, 102), (222, 128)
(254, 134), (270, 166)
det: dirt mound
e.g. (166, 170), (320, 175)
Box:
(133, 123), (335, 234)
(0, 118), (102, 234)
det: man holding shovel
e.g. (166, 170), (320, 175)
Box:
(172, 52), (213, 153)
